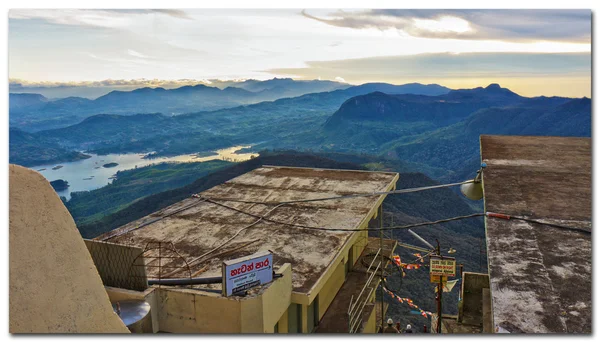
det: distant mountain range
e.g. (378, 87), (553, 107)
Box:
(9, 79), (451, 132)
(9, 80), (590, 183)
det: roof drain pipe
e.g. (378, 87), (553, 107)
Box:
(147, 276), (222, 286)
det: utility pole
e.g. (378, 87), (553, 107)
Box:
(379, 204), (384, 333)
(436, 239), (442, 334)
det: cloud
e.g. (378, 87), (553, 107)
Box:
(8, 8), (192, 28)
(9, 78), (213, 89)
(301, 9), (590, 43)
(268, 52), (591, 81)
(127, 49), (152, 59)
(334, 76), (346, 83)
(267, 52), (591, 97)
(147, 9), (192, 20)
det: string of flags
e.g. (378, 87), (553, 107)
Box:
(392, 254), (425, 275)
(386, 253), (459, 319)
(412, 253), (425, 263)
(383, 287), (433, 318)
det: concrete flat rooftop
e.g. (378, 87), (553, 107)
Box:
(97, 166), (398, 294)
(480, 135), (591, 333)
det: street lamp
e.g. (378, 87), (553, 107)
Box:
(460, 163), (486, 200)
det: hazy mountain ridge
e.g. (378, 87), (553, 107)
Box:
(9, 79), (351, 131)
(12, 82), (454, 166)
(9, 80), (451, 132)
(10, 82), (590, 176)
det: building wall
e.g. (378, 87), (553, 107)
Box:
(286, 303), (301, 333)
(276, 308), (289, 333)
(259, 263), (293, 332)
(290, 204), (386, 333)
(363, 305), (377, 333)
(459, 272), (490, 328)
(158, 288), (241, 333)
(9, 165), (129, 334)
(152, 263), (292, 333)
(102, 200), (390, 334)
(317, 260), (346, 320)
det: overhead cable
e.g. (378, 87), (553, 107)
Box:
(199, 180), (474, 205)
(100, 198), (207, 241)
(205, 198), (485, 232)
(486, 212), (591, 235)
(184, 203), (286, 267)
(104, 179), (475, 241)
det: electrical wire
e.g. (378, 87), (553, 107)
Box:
(513, 216), (591, 234)
(486, 212), (591, 235)
(100, 198), (208, 241)
(103, 179), (475, 242)
(199, 180), (474, 206)
(205, 198), (485, 232)
(185, 203), (286, 267)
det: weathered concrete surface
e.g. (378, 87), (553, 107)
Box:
(98, 166), (398, 294)
(480, 135), (591, 333)
(9, 164), (129, 333)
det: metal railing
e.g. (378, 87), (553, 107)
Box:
(347, 248), (381, 333)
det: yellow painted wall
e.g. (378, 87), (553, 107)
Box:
(153, 263), (292, 333)
(290, 203), (390, 333)
(277, 309), (289, 333)
(301, 304), (308, 333)
(259, 263), (293, 332)
(363, 306), (377, 333)
(240, 295), (263, 333)
(317, 260), (346, 320)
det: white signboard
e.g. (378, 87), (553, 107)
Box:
(222, 250), (273, 296)
(429, 256), (456, 277)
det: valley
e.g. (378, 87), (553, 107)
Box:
(34, 146), (258, 200)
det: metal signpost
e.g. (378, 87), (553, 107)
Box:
(430, 256), (456, 277)
(222, 250), (273, 296)
(429, 241), (456, 333)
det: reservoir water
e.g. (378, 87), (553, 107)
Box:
(32, 146), (258, 200)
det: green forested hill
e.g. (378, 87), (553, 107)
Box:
(9, 128), (90, 167)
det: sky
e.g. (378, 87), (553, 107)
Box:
(8, 9), (592, 97)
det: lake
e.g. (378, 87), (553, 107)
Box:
(33, 146), (258, 200)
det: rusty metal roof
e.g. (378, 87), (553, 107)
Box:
(97, 166), (398, 294)
(480, 135), (591, 333)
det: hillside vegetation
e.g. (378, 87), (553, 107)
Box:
(9, 128), (90, 167)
